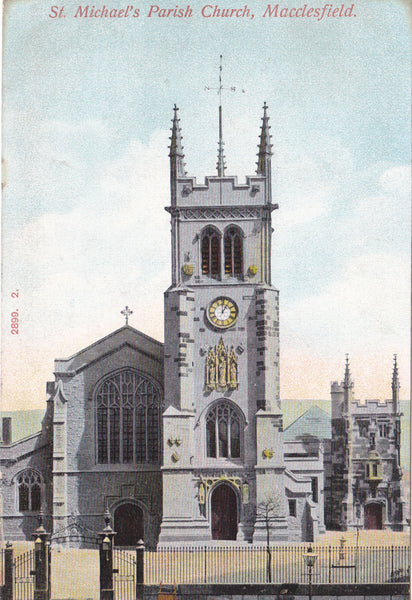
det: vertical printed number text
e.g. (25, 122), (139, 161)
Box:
(11, 290), (19, 334)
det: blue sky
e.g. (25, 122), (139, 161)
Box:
(1, 0), (410, 409)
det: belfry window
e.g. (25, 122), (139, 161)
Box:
(206, 401), (242, 459)
(17, 470), (42, 512)
(224, 227), (243, 277)
(201, 228), (220, 277)
(96, 369), (162, 465)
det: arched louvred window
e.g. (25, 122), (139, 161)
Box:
(206, 401), (243, 459)
(201, 228), (221, 278)
(224, 227), (243, 277)
(17, 470), (42, 512)
(95, 369), (163, 465)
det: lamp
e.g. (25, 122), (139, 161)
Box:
(303, 545), (318, 600)
(102, 536), (111, 552)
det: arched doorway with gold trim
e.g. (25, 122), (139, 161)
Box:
(211, 483), (238, 540)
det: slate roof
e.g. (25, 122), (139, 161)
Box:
(0, 409), (45, 443)
(283, 405), (331, 441)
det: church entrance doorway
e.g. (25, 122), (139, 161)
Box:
(114, 503), (144, 546)
(211, 484), (237, 540)
(364, 502), (383, 530)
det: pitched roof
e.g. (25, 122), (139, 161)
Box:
(283, 405), (331, 441)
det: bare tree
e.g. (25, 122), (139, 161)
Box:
(255, 491), (283, 583)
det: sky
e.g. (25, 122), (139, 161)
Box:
(1, 0), (410, 411)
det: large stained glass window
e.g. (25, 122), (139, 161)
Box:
(96, 369), (162, 464)
(206, 401), (243, 459)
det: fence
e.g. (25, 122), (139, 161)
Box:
(145, 544), (410, 585)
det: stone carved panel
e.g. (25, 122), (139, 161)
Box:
(205, 338), (238, 392)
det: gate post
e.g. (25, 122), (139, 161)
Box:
(136, 539), (145, 600)
(32, 511), (51, 600)
(4, 541), (13, 600)
(98, 509), (116, 600)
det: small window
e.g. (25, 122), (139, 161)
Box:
(373, 463), (378, 477)
(379, 423), (390, 438)
(201, 228), (220, 278)
(224, 227), (243, 278)
(17, 471), (42, 512)
(288, 499), (297, 517)
(358, 420), (369, 437)
(370, 433), (376, 449)
(311, 477), (318, 503)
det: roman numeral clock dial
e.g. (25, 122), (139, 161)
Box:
(207, 297), (238, 329)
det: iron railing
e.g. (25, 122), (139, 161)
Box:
(144, 544), (410, 585)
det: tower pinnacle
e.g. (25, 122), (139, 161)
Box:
(256, 101), (273, 176)
(169, 104), (186, 177)
(392, 354), (400, 413)
(343, 354), (353, 414)
(343, 354), (352, 388)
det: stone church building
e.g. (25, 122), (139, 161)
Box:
(0, 105), (405, 547)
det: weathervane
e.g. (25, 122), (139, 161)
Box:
(121, 306), (133, 325)
(205, 55), (239, 176)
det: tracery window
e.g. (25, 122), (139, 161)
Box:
(224, 227), (243, 277)
(17, 470), (42, 512)
(201, 228), (220, 277)
(96, 369), (162, 464)
(206, 401), (242, 459)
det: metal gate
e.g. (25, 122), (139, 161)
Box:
(13, 549), (35, 600)
(113, 548), (136, 599)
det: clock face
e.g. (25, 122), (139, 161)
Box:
(207, 297), (238, 329)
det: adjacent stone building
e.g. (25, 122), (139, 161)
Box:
(327, 355), (406, 531)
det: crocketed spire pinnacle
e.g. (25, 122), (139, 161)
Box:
(169, 104), (186, 177)
(392, 354), (400, 413)
(256, 101), (273, 176)
(343, 354), (352, 389)
(392, 354), (399, 389)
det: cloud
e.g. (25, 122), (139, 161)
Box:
(281, 252), (410, 400)
(2, 128), (171, 409)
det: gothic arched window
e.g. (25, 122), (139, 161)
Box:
(17, 470), (42, 512)
(201, 228), (220, 278)
(224, 227), (243, 277)
(95, 369), (162, 465)
(206, 401), (242, 459)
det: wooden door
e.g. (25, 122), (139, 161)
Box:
(114, 503), (144, 546)
(365, 503), (383, 530)
(211, 484), (238, 540)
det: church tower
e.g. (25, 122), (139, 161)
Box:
(159, 100), (289, 543)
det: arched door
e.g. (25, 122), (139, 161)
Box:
(364, 503), (383, 530)
(114, 503), (144, 546)
(211, 484), (238, 540)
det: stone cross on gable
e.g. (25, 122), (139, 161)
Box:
(121, 306), (133, 325)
